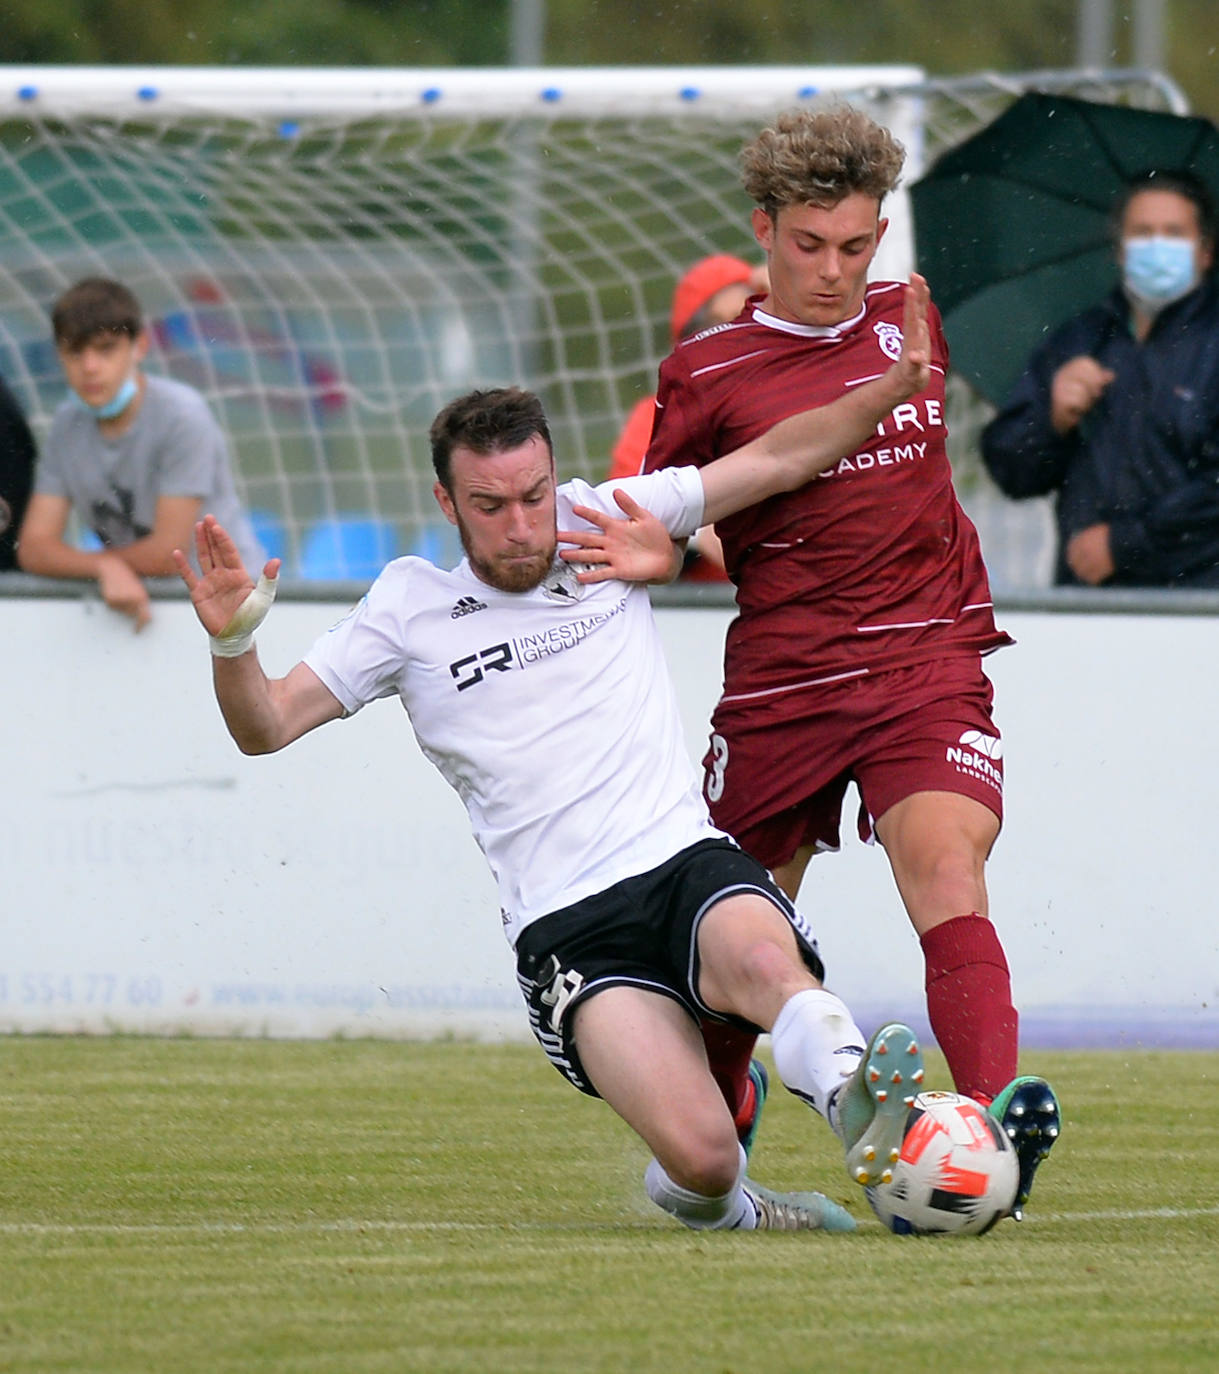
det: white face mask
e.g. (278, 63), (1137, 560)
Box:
(1122, 235), (1199, 309)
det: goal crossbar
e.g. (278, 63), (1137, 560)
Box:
(0, 64), (926, 119)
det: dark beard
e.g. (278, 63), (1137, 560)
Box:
(467, 548), (554, 593)
(453, 513), (556, 594)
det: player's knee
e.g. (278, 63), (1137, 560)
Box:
(917, 849), (987, 911)
(665, 1124), (742, 1197)
(737, 935), (813, 996)
(890, 828), (983, 903)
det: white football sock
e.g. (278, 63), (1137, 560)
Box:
(769, 987), (866, 1122)
(644, 1144), (756, 1230)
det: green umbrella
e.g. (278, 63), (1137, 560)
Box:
(910, 91), (1219, 406)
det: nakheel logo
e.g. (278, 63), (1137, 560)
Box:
(960, 729), (1002, 759)
(946, 729), (1003, 790)
(450, 595), (487, 619)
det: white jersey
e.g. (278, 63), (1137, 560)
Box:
(303, 465), (727, 946)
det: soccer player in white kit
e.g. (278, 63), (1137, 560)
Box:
(175, 280), (933, 1232)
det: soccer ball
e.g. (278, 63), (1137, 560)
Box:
(867, 1090), (1019, 1236)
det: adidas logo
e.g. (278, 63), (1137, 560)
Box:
(450, 595), (487, 619)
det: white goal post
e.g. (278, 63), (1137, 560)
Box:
(0, 64), (1188, 585)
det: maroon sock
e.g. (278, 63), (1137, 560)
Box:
(699, 1018), (758, 1117)
(919, 913), (1018, 1103)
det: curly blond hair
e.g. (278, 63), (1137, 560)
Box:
(741, 106), (905, 217)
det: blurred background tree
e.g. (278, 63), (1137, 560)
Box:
(0, 0), (1213, 117)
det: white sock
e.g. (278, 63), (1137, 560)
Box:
(644, 1143), (756, 1230)
(769, 987), (866, 1122)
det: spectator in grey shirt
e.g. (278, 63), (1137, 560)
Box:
(17, 277), (262, 630)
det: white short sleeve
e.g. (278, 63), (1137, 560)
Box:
(561, 465), (705, 540)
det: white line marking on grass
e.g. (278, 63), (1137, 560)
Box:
(1032, 1206), (1219, 1224)
(3, 1206), (1219, 1237)
(0, 1219), (655, 1236)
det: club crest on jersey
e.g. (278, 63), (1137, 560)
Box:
(874, 321), (903, 361)
(541, 562), (587, 603)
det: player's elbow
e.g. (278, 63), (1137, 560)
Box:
(226, 703), (320, 757)
(223, 715), (287, 757)
(233, 734), (277, 757)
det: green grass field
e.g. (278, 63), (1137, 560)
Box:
(2, 1038), (1216, 1373)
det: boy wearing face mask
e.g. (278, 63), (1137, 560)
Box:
(17, 277), (262, 630)
(981, 170), (1219, 588)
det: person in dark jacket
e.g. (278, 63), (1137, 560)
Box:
(981, 170), (1219, 588)
(0, 373), (36, 571)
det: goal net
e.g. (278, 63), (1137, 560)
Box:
(0, 64), (1186, 586)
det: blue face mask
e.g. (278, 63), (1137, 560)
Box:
(1122, 235), (1199, 307)
(71, 375), (138, 420)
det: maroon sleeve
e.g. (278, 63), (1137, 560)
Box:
(642, 351), (717, 474)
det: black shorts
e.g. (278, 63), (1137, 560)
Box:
(514, 837), (824, 1097)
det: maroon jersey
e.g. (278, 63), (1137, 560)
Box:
(644, 280), (1012, 703)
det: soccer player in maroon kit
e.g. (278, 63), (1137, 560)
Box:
(572, 106), (1060, 1221)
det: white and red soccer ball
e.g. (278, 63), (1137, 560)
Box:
(868, 1090), (1019, 1236)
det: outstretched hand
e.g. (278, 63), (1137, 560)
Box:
(173, 514), (281, 638)
(558, 488), (680, 585)
(894, 272), (932, 399)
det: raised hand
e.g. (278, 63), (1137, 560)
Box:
(173, 515), (280, 638)
(895, 272), (932, 398)
(558, 488), (680, 585)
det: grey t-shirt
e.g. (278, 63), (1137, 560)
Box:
(35, 373), (264, 571)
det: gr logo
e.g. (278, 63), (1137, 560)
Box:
(450, 641), (514, 691)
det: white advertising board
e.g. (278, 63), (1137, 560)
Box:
(2, 590), (1216, 1048)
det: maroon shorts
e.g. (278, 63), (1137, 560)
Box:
(702, 655), (1003, 871)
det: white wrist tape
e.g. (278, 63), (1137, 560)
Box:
(208, 571), (278, 658)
